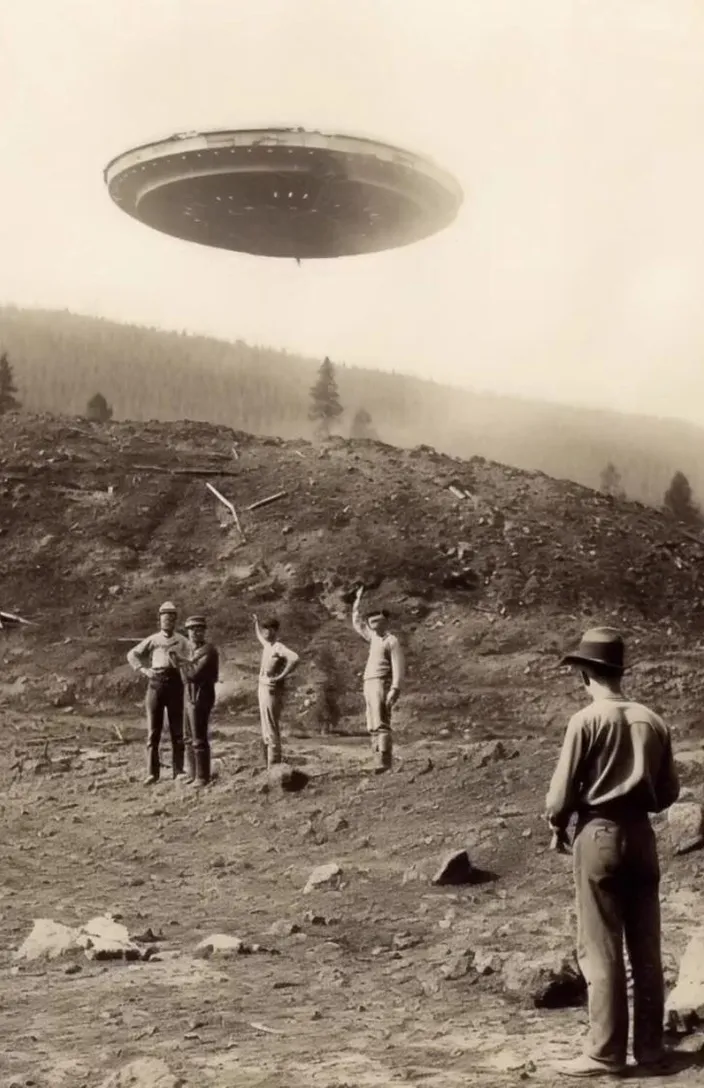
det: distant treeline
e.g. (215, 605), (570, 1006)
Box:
(2, 303), (704, 510)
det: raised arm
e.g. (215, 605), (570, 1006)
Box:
(127, 636), (153, 677)
(253, 614), (267, 647)
(544, 713), (587, 831)
(351, 587), (371, 642)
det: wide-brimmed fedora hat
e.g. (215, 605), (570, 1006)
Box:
(560, 626), (626, 672)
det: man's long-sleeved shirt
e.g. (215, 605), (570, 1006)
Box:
(127, 631), (190, 677)
(259, 640), (299, 687)
(180, 642), (220, 703)
(545, 696), (680, 828)
(352, 607), (405, 688)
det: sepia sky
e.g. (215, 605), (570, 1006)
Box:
(2, 1), (704, 425)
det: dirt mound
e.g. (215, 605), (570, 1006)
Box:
(2, 413), (704, 728)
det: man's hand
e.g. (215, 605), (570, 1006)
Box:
(544, 814), (571, 854)
(142, 667), (155, 680)
(386, 687), (400, 709)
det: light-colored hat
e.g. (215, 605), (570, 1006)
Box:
(185, 615), (207, 629)
(159, 601), (177, 615)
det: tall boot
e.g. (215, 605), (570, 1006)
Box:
(260, 741), (269, 769)
(172, 742), (185, 778)
(194, 745), (211, 787)
(267, 745), (282, 769)
(184, 743), (196, 783)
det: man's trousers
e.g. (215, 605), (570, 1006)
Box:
(573, 815), (665, 1068)
(145, 677), (185, 780)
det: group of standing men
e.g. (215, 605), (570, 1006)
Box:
(126, 585), (406, 785)
(126, 598), (685, 1076)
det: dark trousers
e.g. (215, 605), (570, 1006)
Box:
(145, 679), (184, 780)
(573, 816), (665, 1067)
(184, 691), (214, 783)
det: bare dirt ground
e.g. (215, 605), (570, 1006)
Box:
(1, 710), (703, 1088)
(2, 416), (704, 1086)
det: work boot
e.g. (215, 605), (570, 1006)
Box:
(267, 746), (282, 769)
(260, 741), (269, 769)
(143, 774), (157, 786)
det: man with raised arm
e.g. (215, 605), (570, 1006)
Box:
(545, 626), (680, 1079)
(352, 585), (405, 773)
(127, 601), (191, 785)
(253, 614), (300, 769)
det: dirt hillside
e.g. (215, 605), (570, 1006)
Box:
(1, 414), (704, 1087)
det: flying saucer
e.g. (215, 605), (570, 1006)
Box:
(103, 128), (463, 259)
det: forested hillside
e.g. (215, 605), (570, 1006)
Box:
(2, 303), (704, 509)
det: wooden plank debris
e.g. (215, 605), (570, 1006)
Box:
(247, 490), (287, 512)
(448, 485), (465, 500)
(206, 482), (246, 540)
(132, 464), (240, 478)
(0, 609), (36, 628)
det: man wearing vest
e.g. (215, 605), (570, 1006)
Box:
(545, 627), (680, 1078)
(170, 615), (220, 788)
(127, 601), (191, 785)
(352, 585), (405, 772)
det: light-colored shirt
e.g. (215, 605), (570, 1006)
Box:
(127, 631), (191, 673)
(259, 640), (299, 686)
(545, 696), (680, 827)
(352, 608), (405, 687)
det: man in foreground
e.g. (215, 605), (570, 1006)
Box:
(545, 626), (680, 1078)
(253, 614), (300, 768)
(127, 601), (191, 784)
(352, 585), (405, 772)
(170, 615), (220, 787)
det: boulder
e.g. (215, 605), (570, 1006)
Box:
(304, 862), (342, 893)
(667, 802), (704, 855)
(15, 914), (143, 963)
(665, 928), (704, 1035)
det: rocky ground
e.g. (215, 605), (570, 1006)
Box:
(1, 415), (704, 1086)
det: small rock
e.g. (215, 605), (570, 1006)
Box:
(473, 948), (505, 976)
(324, 813), (349, 833)
(195, 934), (249, 958)
(501, 950), (586, 1008)
(665, 927), (704, 1034)
(392, 932), (422, 951)
(442, 951), (475, 980)
(432, 849), (475, 886)
(263, 763), (310, 793)
(304, 862), (342, 894)
(668, 802), (704, 855)
(97, 1057), (183, 1088)
(268, 920), (301, 937)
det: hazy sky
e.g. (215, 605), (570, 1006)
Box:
(2, 1), (704, 425)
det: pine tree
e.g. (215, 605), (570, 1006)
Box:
(599, 462), (625, 500)
(86, 392), (113, 423)
(308, 356), (343, 437)
(663, 470), (702, 525)
(0, 352), (21, 415)
(350, 406), (378, 441)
